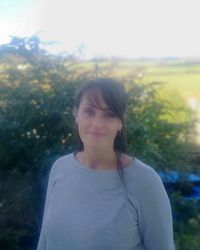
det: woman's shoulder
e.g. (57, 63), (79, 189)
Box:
(124, 156), (164, 190)
(124, 158), (168, 207)
(48, 153), (74, 177)
(54, 153), (73, 164)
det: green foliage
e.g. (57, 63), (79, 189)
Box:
(171, 193), (200, 250)
(0, 36), (200, 249)
(0, 36), (80, 249)
(124, 80), (196, 172)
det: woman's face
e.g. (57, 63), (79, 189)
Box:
(75, 90), (122, 150)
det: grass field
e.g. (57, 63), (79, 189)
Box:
(82, 58), (200, 106)
(142, 61), (200, 101)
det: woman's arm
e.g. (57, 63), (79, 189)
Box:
(139, 170), (175, 250)
(37, 160), (59, 250)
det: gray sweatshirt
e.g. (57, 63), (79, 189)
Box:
(37, 152), (175, 250)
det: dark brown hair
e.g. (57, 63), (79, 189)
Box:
(73, 77), (129, 181)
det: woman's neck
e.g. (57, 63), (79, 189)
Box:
(78, 148), (118, 170)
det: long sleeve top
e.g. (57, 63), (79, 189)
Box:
(37, 152), (175, 250)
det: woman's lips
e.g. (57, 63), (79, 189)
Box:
(89, 132), (106, 137)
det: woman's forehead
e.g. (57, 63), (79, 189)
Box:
(81, 90), (109, 110)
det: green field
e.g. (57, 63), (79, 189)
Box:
(84, 58), (200, 105)
(142, 61), (200, 101)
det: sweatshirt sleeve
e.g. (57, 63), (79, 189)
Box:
(138, 168), (175, 250)
(37, 160), (60, 250)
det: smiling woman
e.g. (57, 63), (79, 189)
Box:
(72, 78), (128, 172)
(37, 77), (175, 250)
(74, 83), (124, 156)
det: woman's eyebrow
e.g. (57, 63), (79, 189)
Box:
(84, 102), (111, 111)
(83, 103), (96, 108)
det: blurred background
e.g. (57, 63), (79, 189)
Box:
(0, 0), (200, 249)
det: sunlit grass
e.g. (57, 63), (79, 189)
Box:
(143, 72), (200, 101)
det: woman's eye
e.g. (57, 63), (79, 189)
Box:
(105, 112), (115, 118)
(84, 108), (94, 114)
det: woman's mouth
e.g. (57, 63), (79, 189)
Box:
(89, 132), (106, 137)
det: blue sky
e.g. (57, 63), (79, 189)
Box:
(0, 0), (32, 18)
(1, 0), (200, 58)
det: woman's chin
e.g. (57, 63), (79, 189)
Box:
(84, 141), (107, 149)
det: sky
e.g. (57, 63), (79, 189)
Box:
(1, 0), (200, 58)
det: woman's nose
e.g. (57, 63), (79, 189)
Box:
(91, 115), (104, 128)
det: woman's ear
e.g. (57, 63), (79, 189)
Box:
(118, 121), (122, 131)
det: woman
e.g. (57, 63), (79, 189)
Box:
(37, 78), (175, 250)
